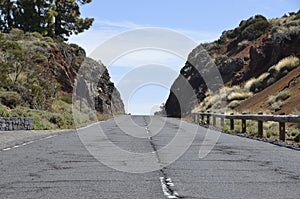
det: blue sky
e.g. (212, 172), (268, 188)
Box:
(69, 0), (299, 115)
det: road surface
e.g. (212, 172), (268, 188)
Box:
(0, 116), (299, 198)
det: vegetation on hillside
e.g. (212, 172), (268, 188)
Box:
(193, 11), (300, 114)
(0, 1), (121, 129)
(0, 29), (95, 129)
(187, 11), (300, 147)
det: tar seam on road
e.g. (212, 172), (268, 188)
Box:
(0, 135), (58, 152)
(143, 116), (183, 199)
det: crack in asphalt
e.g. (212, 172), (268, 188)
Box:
(142, 116), (183, 199)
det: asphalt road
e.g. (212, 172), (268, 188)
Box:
(0, 116), (299, 198)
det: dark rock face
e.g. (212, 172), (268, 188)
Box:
(74, 58), (124, 114)
(165, 46), (224, 117)
(248, 30), (300, 78)
(48, 44), (125, 114)
(218, 58), (244, 84)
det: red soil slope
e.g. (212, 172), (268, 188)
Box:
(236, 66), (300, 115)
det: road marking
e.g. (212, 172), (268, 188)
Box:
(40, 135), (57, 140)
(1, 134), (58, 152)
(159, 177), (179, 198)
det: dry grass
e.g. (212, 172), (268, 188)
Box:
(237, 40), (249, 47)
(244, 72), (270, 92)
(228, 100), (241, 109)
(267, 90), (291, 111)
(258, 72), (270, 82)
(268, 90), (291, 105)
(244, 78), (260, 91)
(227, 91), (253, 101)
(273, 56), (299, 72)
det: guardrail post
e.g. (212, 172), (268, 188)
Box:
(201, 114), (204, 124)
(242, 113), (246, 133)
(206, 112), (210, 125)
(258, 112), (263, 138)
(242, 119), (246, 133)
(220, 112), (225, 128)
(279, 113), (285, 141)
(230, 113), (234, 130)
(213, 113), (216, 127)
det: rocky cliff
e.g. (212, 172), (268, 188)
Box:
(165, 11), (300, 117)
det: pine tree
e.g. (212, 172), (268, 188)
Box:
(0, 0), (94, 40)
(54, 0), (94, 40)
(0, 0), (14, 32)
(13, 0), (45, 33)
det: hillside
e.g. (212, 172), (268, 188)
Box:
(236, 65), (300, 114)
(165, 11), (300, 117)
(0, 29), (124, 129)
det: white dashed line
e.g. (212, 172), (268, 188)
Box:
(159, 177), (179, 198)
(1, 134), (58, 152)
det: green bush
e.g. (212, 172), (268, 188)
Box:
(49, 112), (74, 129)
(294, 133), (300, 142)
(238, 15), (270, 41)
(268, 91), (291, 106)
(59, 95), (73, 104)
(0, 104), (10, 117)
(0, 91), (23, 108)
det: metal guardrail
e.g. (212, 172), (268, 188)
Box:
(191, 112), (300, 141)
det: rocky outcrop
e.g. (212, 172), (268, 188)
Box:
(76, 58), (124, 114)
(48, 43), (86, 93)
(165, 11), (300, 117)
(247, 29), (300, 78)
(165, 46), (224, 117)
(45, 43), (125, 114)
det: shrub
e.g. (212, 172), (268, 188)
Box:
(227, 92), (253, 101)
(0, 91), (23, 108)
(238, 15), (270, 41)
(228, 100), (241, 109)
(0, 104), (10, 117)
(244, 72), (272, 93)
(245, 78), (263, 93)
(268, 91), (291, 105)
(274, 56), (300, 72)
(50, 112), (74, 129)
(25, 31), (43, 40)
(268, 91), (291, 111)
(266, 77), (276, 86)
(237, 40), (250, 47)
(294, 133), (300, 142)
(59, 95), (73, 104)
(214, 54), (229, 66)
(5, 29), (25, 41)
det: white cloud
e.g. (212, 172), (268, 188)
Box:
(69, 19), (219, 56)
(95, 20), (142, 29)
